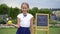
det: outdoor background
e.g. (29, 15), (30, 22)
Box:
(0, 0), (60, 34)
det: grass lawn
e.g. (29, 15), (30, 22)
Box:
(0, 28), (17, 34)
(0, 27), (60, 34)
(37, 27), (60, 34)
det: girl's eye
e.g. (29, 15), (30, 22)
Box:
(22, 7), (27, 9)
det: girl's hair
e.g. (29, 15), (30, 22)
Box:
(21, 2), (29, 8)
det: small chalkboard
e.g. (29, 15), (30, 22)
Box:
(36, 14), (49, 26)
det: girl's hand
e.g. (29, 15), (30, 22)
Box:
(12, 24), (20, 28)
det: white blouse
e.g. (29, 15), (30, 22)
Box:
(17, 13), (33, 27)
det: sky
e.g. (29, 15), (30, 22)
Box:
(0, 0), (60, 9)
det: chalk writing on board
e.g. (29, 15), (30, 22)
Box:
(37, 15), (48, 26)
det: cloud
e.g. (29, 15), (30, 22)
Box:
(0, 0), (60, 8)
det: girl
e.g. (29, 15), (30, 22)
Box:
(14, 2), (34, 34)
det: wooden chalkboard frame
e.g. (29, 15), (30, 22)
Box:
(35, 13), (49, 34)
(36, 13), (49, 27)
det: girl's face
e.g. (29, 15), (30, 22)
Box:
(21, 4), (29, 14)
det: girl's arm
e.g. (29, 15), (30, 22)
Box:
(16, 18), (20, 28)
(30, 18), (34, 34)
(12, 18), (20, 28)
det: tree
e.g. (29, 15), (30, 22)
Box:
(13, 7), (20, 19)
(9, 7), (21, 19)
(31, 7), (38, 17)
(37, 8), (52, 14)
(0, 4), (9, 14)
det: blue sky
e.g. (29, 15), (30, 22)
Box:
(0, 0), (60, 9)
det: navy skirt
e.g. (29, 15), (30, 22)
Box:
(16, 27), (30, 34)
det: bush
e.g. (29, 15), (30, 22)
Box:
(12, 19), (17, 24)
(0, 17), (4, 24)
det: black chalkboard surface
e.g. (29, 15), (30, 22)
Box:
(36, 14), (48, 26)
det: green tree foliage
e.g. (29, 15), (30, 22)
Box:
(9, 7), (20, 19)
(0, 4), (52, 19)
(0, 4), (9, 14)
(38, 8), (51, 14)
(29, 7), (38, 17)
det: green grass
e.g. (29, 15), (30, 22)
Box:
(0, 28), (17, 34)
(50, 28), (60, 34)
(36, 27), (60, 34)
(37, 30), (47, 34)
(0, 27), (60, 34)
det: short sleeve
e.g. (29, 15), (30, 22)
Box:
(17, 14), (20, 18)
(30, 14), (33, 19)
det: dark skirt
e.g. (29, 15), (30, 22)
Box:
(16, 27), (30, 34)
